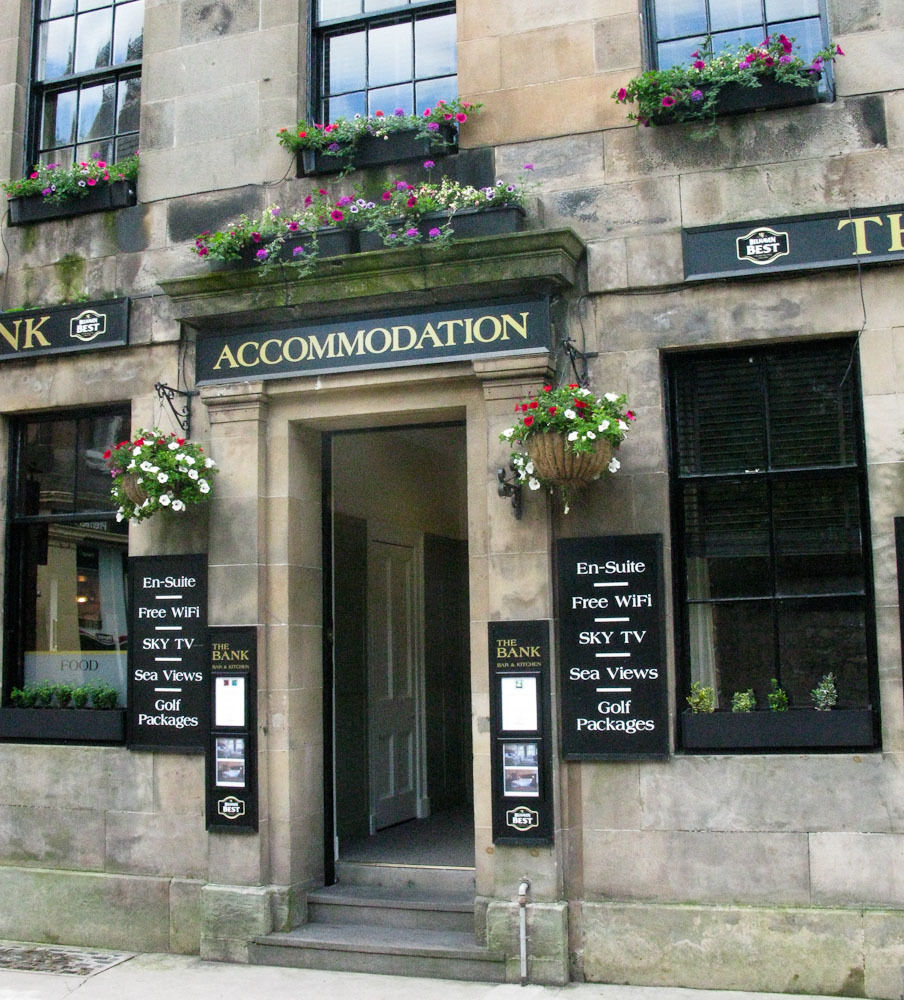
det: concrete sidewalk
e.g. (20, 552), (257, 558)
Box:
(0, 948), (844, 1000)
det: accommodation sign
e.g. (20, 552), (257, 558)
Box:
(557, 535), (668, 760)
(195, 298), (550, 383)
(128, 554), (208, 751)
(0, 298), (128, 360)
(683, 203), (904, 280)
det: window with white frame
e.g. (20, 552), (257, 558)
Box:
(30, 0), (142, 166)
(648, 0), (829, 70)
(666, 340), (879, 748)
(312, 0), (456, 122)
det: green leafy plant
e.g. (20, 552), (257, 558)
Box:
(7, 681), (119, 708)
(811, 672), (838, 711)
(53, 683), (74, 708)
(105, 428), (218, 524)
(731, 688), (756, 713)
(9, 686), (36, 707)
(277, 98), (481, 174)
(613, 34), (843, 134)
(767, 677), (789, 712)
(71, 686), (90, 709)
(2, 152), (139, 203)
(85, 683), (119, 709)
(687, 681), (716, 713)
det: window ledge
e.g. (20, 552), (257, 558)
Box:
(0, 707), (126, 744)
(681, 707), (876, 753)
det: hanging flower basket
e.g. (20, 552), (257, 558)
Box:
(527, 432), (613, 487)
(105, 428), (218, 523)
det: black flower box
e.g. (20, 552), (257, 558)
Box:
(714, 78), (821, 115)
(238, 226), (358, 266)
(681, 707), (876, 752)
(297, 124), (457, 176)
(0, 707), (127, 743)
(7, 179), (137, 226)
(358, 204), (525, 251)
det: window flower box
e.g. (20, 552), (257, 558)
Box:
(0, 707), (127, 743)
(358, 204), (525, 251)
(240, 225), (359, 265)
(7, 179), (137, 226)
(712, 78), (821, 115)
(681, 707), (876, 752)
(298, 123), (457, 177)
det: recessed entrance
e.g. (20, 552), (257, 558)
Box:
(326, 423), (473, 876)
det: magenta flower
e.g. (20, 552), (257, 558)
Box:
(661, 95), (676, 107)
(405, 227), (419, 237)
(251, 231), (262, 242)
(836, 45), (844, 56)
(616, 87), (627, 102)
(690, 89), (703, 101)
(423, 159), (435, 169)
(693, 60), (705, 70)
(428, 227), (442, 238)
(256, 248), (268, 261)
(330, 209), (344, 221)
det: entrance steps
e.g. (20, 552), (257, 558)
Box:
(250, 862), (506, 982)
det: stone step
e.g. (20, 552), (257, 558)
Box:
(334, 860), (476, 895)
(250, 923), (506, 983)
(307, 883), (475, 933)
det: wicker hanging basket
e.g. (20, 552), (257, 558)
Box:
(526, 433), (613, 488)
(121, 473), (148, 505)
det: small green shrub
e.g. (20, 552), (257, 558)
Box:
(767, 678), (789, 712)
(731, 689), (756, 713)
(687, 681), (715, 713)
(811, 673), (837, 711)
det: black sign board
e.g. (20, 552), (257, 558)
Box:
(196, 297), (550, 384)
(0, 298), (128, 361)
(488, 620), (553, 845)
(683, 203), (904, 281)
(127, 554), (208, 751)
(557, 535), (668, 760)
(206, 626), (258, 832)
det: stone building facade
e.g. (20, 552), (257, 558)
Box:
(1, 0), (904, 995)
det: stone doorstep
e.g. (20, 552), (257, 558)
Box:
(0, 940), (134, 976)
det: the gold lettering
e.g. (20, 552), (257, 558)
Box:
(0, 320), (20, 351)
(236, 341), (260, 367)
(213, 344), (239, 370)
(283, 336), (307, 362)
(416, 323), (444, 350)
(472, 314), (502, 343)
(23, 316), (51, 348)
(886, 213), (904, 253)
(364, 327), (391, 354)
(259, 338), (283, 365)
(391, 325), (417, 351)
(502, 311), (529, 341)
(435, 319), (463, 346)
(838, 215), (883, 256)
(335, 329), (366, 356)
(306, 333), (333, 360)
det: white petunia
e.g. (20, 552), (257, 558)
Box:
(567, 431), (579, 442)
(171, 499), (185, 512)
(140, 461), (154, 472)
(608, 457), (621, 473)
(116, 510), (124, 522)
(199, 480), (210, 493)
(205, 458), (216, 468)
(501, 427), (514, 439)
(599, 420), (610, 431)
(127, 460), (136, 470)
(564, 408), (576, 419)
(528, 477), (541, 491)
(188, 468), (199, 480)
(524, 461), (534, 475)
(132, 446), (142, 457)
(605, 392), (619, 402)
(586, 431), (596, 440)
(157, 472), (169, 484)
(618, 419), (628, 430)
(168, 441), (180, 450)
(159, 494), (170, 506)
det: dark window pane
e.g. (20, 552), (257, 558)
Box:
(655, 0), (707, 38)
(41, 88), (78, 149)
(415, 12), (456, 77)
(19, 419), (77, 515)
(113, 0), (143, 63)
(684, 480), (772, 599)
(657, 34), (706, 67)
(773, 476), (864, 595)
(78, 80), (116, 140)
(39, 17), (75, 79)
(76, 137), (114, 162)
(74, 7), (113, 71)
(703, 601), (775, 705)
(770, 16), (823, 59)
(709, 0), (762, 31)
(325, 30), (366, 95)
(77, 412), (127, 510)
(114, 131), (138, 159)
(369, 21), (412, 88)
(777, 599), (870, 706)
(116, 75), (141, 132)
(369, 83), (412, 116)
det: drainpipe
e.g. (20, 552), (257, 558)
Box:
(518, 876), (530, 986)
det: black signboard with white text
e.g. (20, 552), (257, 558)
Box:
(488, 620), (553, 845)
(128, 554), (208, 751)
(557, 535), (668, 759)
(206, 626), (258, 832)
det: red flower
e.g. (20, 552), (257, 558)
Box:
(543, 384), (552, 391)
(548, 406), (557, 414)
(528, 401), (538, 409)
(103, 449), (112, 459)
(523, 415), (534, 427)
(568, 383), (578, 389)
(375, 110), (384, 117)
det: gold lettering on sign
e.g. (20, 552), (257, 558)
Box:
(0, 315), (52, 352)
(838, 215), (885, 255)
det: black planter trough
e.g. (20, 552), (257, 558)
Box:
(7, 179), (137, 226)
(681, 707), (876, 752)
(358, 204), (525, 251)
(297, 124), (457, 176)
(0, 707), (127, 743)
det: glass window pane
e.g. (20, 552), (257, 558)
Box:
(773, 476), (864, 596)
(415, 13), (456, 78)
(705, 601), (775, 706)
(777, 599), (870, 706)
(39, 17), (75, 80)
(41, 89), (78, 150)
(23, 524), (129, 703)
(684, 480), (772, 599)
(113, 132), (138, 159)
(78, 81), (116, 140)
(78, 0), (111, 12)
(113, 0), (143, 63)
(770, 16), (823, 60)
(369, 83), (412, 116)
(655, 0), (707, 40)
(42, 0), (75, 17)
(319, 0), (361, 18)
(709, 0), (763, 31)
(326, 91), (366, 120)
(325, 30), (366, 95)
(76, 138), (114, 162)
(766, 0), (818, 19)
(74, 7), (113, 71)
(415, 74), (456, 113)
(77, 412), (128, 510)
(116, 75), (141, 133)
(709, 24), (763, 52)
(369, 21), (412, 88)
(364, 0), (404, 9)
(19, 419), (77, 516)
(657, 34), (706, 68)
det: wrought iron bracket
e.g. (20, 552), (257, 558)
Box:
(497, 463), (523, 519)
(561, 337), (597, 388)
(154, 382), (198, 437)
